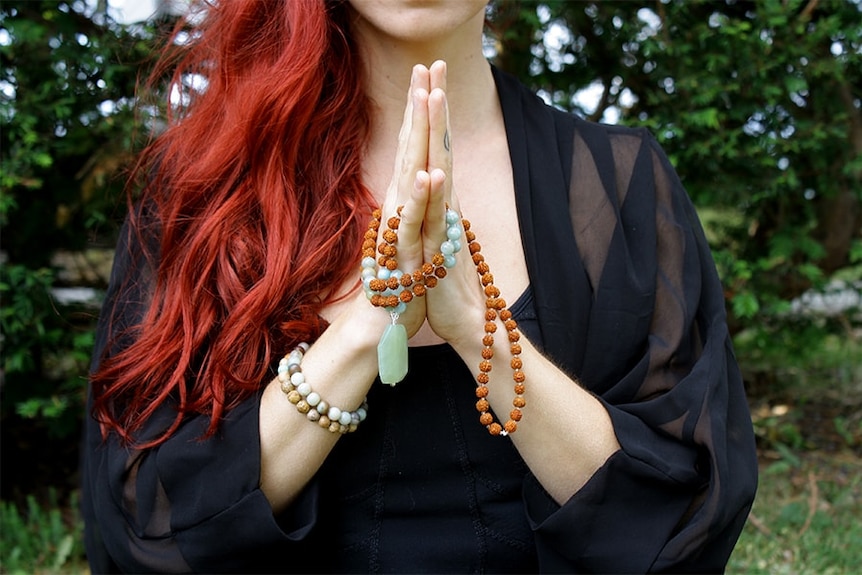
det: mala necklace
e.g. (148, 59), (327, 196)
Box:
(360, 206), (526, 436)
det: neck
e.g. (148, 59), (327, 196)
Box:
(350, 9), (498, 165)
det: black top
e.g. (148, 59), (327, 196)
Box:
(82, 66), (758, 573)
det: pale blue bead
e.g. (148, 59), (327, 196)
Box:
(362, 256), (377, 269)
(366, 290), (375, 300)
(394, 301), (408, 314)
(391, 269), (403, 279)
(445, 209), (459, 225)
(357, 407), (367, 421)
(361, 267), (376, 280)
(328, 406), (341, 421)
(447, 225), (462, 240)
(441, 240), (455, 255)
(287, 350), (303, 366)
(290, 372), (305, 386)
(306, 392), (320, 407)
(377, 268), (391, 280)
(277, 363), (288, 375)
(443, 254), (457, 268)
(339, 411), (352, 426)
(452, 239), (462, 253)
(296, 382), (311, 397)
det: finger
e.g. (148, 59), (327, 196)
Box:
(395, 170), (432, 271)
(385, 66), (430, 216)
(430, 60), (447, 93)
(428, 87), (454, 210)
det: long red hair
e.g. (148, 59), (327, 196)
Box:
(90, 0), (373, 445)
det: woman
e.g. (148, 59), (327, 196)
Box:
(82, 0), (757, 572)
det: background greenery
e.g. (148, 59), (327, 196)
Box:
(1, 0), (860, 572)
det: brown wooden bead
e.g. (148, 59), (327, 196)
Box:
(362, 239), (376, 250)
(513, 397), (526, 408)
(370, 294), (383, 306)
(510, 343), (522, 355)
(400, 274), (413, 287)
(413, 270), (424, 283)
(500, 309), (513, 321)
(477, 373), (490, 384)
(510, 357), (523, 370)
(432, 253), (444, 266)
(482, 335), (494, 347)
(384, 244), (397, 257)
(488, 423), (502, 435)
(378, 255), (388, 266)
(385, 277), (399, 290)
(365, 229), (378, 240)
(479, 360), (492, 373)
(485, 285), (500, 297)
(421, 262), (434, 275)
(387, 216), (400, 229)
(462, 219), (471, 230)
(434, 266), (447, 278)
(481, 347), (494, 360)
(383, 229), (397, 243)
(480, 413), (494, 426)
(424, 275), (438, 288)
(510, 409), (522, 421)
(513, 371), (526, 383)
(475, 386), (489, 398)
(372, 209), (382, 219)
(469, 242), (481, 255)
(378, 242), (388, 254)
(399, 290), (413, 303)
(485, 309), (497, 321)
(477, 262), (490, 274)
(475, 399), (490, 412)
(465, 230), (476, 242)
(413, 284), (426, 297)
(369, 278), (385, 291)
(385, 259), (398, 270)
(508, 330), (520, 341)
(472, 253), (484, 265)
(385, 295), (399, 308)
(504, 420), (517, 434)
(481, 272), (494, 286)
(362, 248), (375, 258)
(514, 383), (525, 395)
(484, 321), (497, 333)
(504, 319), (518, 331)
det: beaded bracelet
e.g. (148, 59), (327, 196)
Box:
(278, 342), (368, 434)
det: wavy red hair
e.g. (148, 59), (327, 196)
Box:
(90, 0), (373, 446)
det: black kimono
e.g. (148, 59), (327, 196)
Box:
(82, 67), (758, 573)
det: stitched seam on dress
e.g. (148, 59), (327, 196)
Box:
(441, 355), (488, 573)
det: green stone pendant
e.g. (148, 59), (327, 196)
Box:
(377, 322), (408, 385)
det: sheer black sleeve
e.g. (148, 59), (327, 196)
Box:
(81, 217), (318, 574)
(516, 114), (757, 572)
(494, 69), (757, 573)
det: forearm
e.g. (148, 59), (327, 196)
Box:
(452, 321), (620, 505)
(258, 297), (386, 513)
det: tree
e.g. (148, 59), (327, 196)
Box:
(492, 0), (861, 335)
(0, 0), (162, 500)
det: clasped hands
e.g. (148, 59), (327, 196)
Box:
(375, 61), (486, 349)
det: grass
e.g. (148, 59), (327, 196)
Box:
(0, 490), (87, 574)
(729, 453), (862, 574)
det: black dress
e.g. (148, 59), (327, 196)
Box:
(81, 66), (758, 573)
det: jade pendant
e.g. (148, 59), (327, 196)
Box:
(378, 322), (408, 385)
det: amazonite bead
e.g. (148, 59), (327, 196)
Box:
(443, 254), (457, 269)
(447, 225), (462, 240)
(377, 322), (408, 385)
(445, 209), (459, 224)
(441, 240), (455, 255)
(306, 392), (320, 407)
